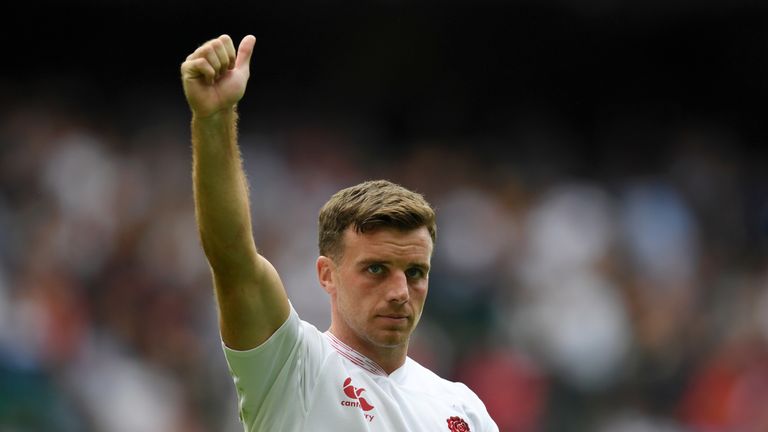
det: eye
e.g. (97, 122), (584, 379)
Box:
(405, 267), (426, 279)
(367, 264), (385, 275)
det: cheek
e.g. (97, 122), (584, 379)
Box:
(413, 281), (428, 299)
(334, 283), (357, 320)
(337, 273), (370, 304)
(411, 284), (428, 308)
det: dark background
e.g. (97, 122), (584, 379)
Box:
(8, 0), (768, 155)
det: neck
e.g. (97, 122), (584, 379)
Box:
(328, 324), (408, 375)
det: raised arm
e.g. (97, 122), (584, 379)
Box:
(181, 34), (290, 350)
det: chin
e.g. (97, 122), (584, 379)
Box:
(367, 329), (410, 349)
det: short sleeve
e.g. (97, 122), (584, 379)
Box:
(223, 306), (303, 428)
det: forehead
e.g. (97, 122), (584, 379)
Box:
(340, 226), (433, 262)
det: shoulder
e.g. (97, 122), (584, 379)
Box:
(404, 357), (498, 430)
(404, 357), (481, 401)
(223, 305), (328, 360)
(403, 357), (499, 431)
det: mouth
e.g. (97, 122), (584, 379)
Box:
(376, 314), (410, 324)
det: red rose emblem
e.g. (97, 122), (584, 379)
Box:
(446, 416), (471, 432)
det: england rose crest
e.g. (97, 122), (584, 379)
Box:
(446, 416), (470, 432)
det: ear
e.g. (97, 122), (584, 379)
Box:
(316, 256), (336, 295)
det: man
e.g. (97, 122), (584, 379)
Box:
(181, 33), (498, 432)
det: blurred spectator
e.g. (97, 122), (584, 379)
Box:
(512, 183), (631, 393)
(455, 348), (548, 432)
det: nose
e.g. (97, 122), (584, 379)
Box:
(386, 271), (410, 304)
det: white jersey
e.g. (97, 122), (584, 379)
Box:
(223, 306), (499, 432)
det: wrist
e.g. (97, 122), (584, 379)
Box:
(192, 105), (238, 123)
(191, 106), (239, 145)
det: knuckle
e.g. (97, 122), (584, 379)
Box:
(199, 45), (213, 57)
(209, 39), (224, 51)
(218, 35), (233, 48)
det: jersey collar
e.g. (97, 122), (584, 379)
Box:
(324, 331), (390, 376)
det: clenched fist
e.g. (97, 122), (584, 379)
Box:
(181, 34), (256, 118)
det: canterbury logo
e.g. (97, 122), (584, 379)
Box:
(340, 377), (375, 422)
(341, 377), (375, 411)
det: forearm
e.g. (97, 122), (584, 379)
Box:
(192, 108), (258, 274)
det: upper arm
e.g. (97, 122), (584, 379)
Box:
(213, 253), (291, 350)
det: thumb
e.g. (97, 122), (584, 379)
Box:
(235, 35), (257, 71)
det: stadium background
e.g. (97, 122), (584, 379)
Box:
(2, 1), (768, 430)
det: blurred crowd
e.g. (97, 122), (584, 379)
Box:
(1, 87), (768, 432)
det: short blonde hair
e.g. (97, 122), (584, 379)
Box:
(318, 180), (436, 260)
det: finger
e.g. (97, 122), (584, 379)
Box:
(201, 45), (222, 79)
(181, 58), (216, 85)
(212, 39), (231, 72)
(190, 39), (217, 59)
(218, 35), (237, 70)
(189, 40), (225, 70)
(235, 35), (257, 71)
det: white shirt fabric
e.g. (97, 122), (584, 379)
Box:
(223, 306), (499, 432)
